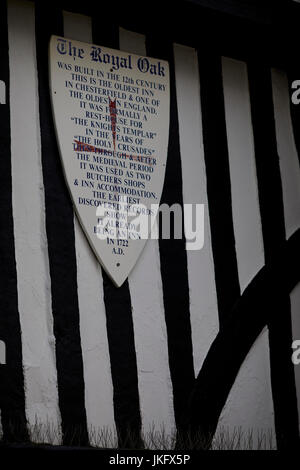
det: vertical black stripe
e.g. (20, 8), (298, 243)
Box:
(101, 273), (143, 448)
(248, 63), (299, 449)
(91, 16), (119, 50)
(0, 0), (28, 442)
(197, 52), (241, 327)
(91, 21), (143, 449)
(35, 4), (88, 446)
(145, 37), (195, 429)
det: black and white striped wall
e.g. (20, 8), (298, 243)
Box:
(0, 0), (300, 449)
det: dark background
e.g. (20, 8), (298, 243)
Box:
(33, 0), (299, 68)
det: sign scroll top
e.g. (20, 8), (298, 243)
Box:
(49, 36), (170, 287)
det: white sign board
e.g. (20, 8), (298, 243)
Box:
(49, 36), (170, 286)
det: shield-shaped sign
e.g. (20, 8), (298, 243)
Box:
(49, 36), (170, 286)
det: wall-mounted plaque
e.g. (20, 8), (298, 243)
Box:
(49, 36), (170, 286)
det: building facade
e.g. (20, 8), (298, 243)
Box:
(0, 0), (300, 449)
